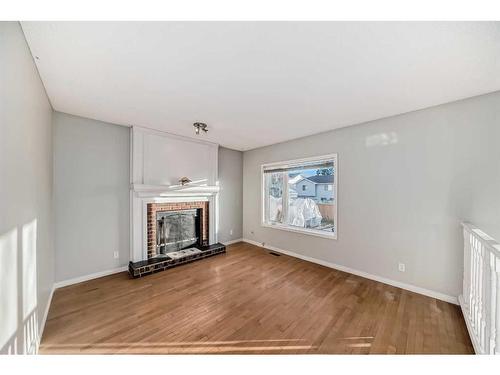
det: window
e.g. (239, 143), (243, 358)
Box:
(262, 154), (337, 239)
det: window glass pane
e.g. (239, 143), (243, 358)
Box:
(287, 165), (335, 233)
(265, 172), (284, 224)
(263, 156), (336, 237)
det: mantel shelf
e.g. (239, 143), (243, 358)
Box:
(131, 183), (220, 195)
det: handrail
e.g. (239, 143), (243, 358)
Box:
(462, 222), (500, 256)
(460, 222), (500, 354)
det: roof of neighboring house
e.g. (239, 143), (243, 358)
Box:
(288, 174), (304, 185)
(304, 175), (333, 184)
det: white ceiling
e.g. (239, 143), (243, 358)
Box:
(21, 22), (500, 151)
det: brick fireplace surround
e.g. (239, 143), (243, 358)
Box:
(147, 201), (209, 258)
(129, 199), (225, 278)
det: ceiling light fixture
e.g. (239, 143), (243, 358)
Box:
(193, 122), (208, 135)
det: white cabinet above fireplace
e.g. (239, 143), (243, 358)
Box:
(131, 126), (218, 188)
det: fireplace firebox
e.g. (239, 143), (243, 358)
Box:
(156, 209), (200, 256)
(146, 201), (209, 259)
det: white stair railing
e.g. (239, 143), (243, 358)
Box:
(460, 222), (500, 354)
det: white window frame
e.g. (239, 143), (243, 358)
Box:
(261, 153), (338, 240)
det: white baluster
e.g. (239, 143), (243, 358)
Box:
(469, 233), (476, 327)
(469, 234), (475, 328)
(479, 242), (487, 352)
(473, 237), (479, 335)
(478, 239), (484, 351)
(461, 223), (500, 355)
(463, 229), (471, 312)
(495, 257), (500, 355)
(489, 252), (497, 354)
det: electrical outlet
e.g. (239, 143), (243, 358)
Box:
(114, 251), (119, 259)
(230, 229), (233, 236)
(398, 262), (405, 272)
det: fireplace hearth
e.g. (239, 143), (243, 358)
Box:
(128, 200), (225, 278)
(128, 243), (226, 278)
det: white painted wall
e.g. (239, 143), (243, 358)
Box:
(0, 22), (54, 354)
(53, 112), (130, 282)
(243, 91), (500, 298)
(131, 126), (218, 187)
(218, 147), (243, 243)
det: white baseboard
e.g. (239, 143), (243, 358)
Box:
(54, 266), (128, 289)
(242, 238), (458, 305)
(222, 238), (243, 246)
(37, 284), (55, 354)
(458, 295), (479, 354)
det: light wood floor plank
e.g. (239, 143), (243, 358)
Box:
(40, 242), (473, 354)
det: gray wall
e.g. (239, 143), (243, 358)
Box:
(218, 147), (243, 243)
(53, 112), (130, 282)
(53, 115), (244, 281)
(243, 91), (500, 298)
(0, 22), (54, 353)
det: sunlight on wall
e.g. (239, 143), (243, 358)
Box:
(365, 132), (398, 147)
(23, 309), (38, 354)
(22, 219), (38, 319)
(0, 228), (18, 353)
(22, 219), (38, 354)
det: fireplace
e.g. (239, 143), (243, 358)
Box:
(129, 199), (225, 278)
(129, 127), (224, 278)
(147, 201), (209, 259)
(156, 209), (200, 256)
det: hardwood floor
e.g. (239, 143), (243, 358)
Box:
(40, 242), (473, 354)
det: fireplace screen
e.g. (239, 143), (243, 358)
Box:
(156, 209), (200, 256)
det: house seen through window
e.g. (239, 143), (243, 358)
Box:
(262, 154), (337, 238)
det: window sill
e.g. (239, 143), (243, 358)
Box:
(261, 222), (337, 240)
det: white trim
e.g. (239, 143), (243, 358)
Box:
(261, 153), (338, 169)
(458, 295), (479, 354)
(37, 284), (55, 353)
(260, 153), (338, 240)
(462, 221), (500, 256)
(261, 222), (336, 240)
(54, 266), (128, 289)
(133, 124), (219, 148)
(131, 183), (220, 195)
(242, 238), (458, 305)
(222, 238), (243, 246)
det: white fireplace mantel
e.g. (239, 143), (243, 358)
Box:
(131, 183), (220, 198)
(130, 126), (219, 262)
